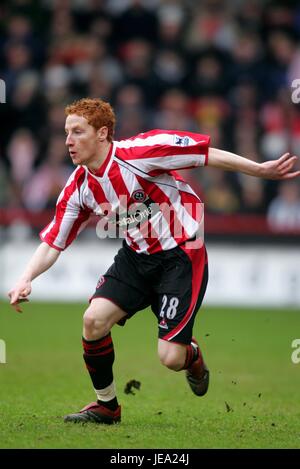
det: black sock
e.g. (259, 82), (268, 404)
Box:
(97, 397), (119, 411)
(82, 334), (118, 410)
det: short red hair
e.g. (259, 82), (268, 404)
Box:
(65, 98), (116, 142)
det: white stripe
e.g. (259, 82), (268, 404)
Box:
(128, 153), (205, 173)
(41, 168), (83, 248)
(116, 133), (199, 148)
(149, 210), (177, 250)
(53, 189), (81, 249)
(55, 167), (79, 205)
(82, 172), (104, 216)
(175, 179), (200, 199)
(41, 220), (55, 240)
(89, 172), (119, 211)
(155, 174), (200, 238)
(119, 165), (177, 251)
(119, 165), (150, 252)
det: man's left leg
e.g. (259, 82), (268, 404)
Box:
(155, 245), (209, 395)
(158, 337), (209, 396)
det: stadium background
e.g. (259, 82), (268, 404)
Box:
(0, 0), (300, 450)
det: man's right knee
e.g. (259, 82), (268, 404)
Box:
(83, 298), (127, 341)
(83, 308), (109, 340)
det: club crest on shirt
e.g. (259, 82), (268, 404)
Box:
(173, 135), (190, 146)
(132, 189), (147, 202)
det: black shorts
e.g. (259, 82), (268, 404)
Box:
(91, 241), (208, 345)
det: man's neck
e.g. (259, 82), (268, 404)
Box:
(86, 141), (112, 172)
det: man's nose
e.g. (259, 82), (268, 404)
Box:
(66, 134), (73, 146)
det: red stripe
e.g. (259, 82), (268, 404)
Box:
(86, 173), (110, 206)
(38, 234), (64, 251)
(107, 162), (131, 198)
(83, 335), (112, 350)
(178, 189), (203, 222)
(136, 211), (163, 254)
(108, 163), (144, 252)
(135, 175), (188, 249)
(64, 208), (91, 248)
(184, 345), (193, 369)
(125, 129), (209, 140)
(115, 142), (207, 163)
(90, 347), (114, 356)
(40, 167), (85, 249)
(163, 245), (206, 341)
(126, 232), (140, 252)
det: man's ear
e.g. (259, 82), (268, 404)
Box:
(97, 126), (109, 142)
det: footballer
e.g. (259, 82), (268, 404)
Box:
(8, 98), (300, 424)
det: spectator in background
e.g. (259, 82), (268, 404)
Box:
(4, 129), (37, 210)
(156, 1), (186, 51)
(265, 29), (298, 97)
(183, 0), (237, 52)
(230, 31), (266, 96)
(2, 42), (33, 95)
(1, 0), (300, 234)
(7, 128), (37, 186)
(153, 88), (196, 132)
(0, 159), (12, 208)
(239, 178), (266, 214)
(22, 135), (72, 212)
(267, 180), (300, 231)
(188, 50), (229, 98)
(152, 49), (188, 97)
(202, 169), (241, 214)
(118, 39), (154, 102)
(260, 87), (300, 162)
(114, 0), (158, 43)
(114, 83), (150, 138)
(4, 15), (45, 66)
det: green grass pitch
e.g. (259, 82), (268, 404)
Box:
(0, 300), (299, 449)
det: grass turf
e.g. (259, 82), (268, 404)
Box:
(0, 301), (299, 449)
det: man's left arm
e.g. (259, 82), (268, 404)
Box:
(208, 148), (300, 180)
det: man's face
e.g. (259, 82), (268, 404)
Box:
(65, 114), (100, 165)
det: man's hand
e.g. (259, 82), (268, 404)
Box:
(260, 153), (300, 180)
(8, 280), (32, 313)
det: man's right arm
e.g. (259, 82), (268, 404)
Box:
(8, 242), (60, 312)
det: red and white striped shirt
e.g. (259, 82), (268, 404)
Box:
(40, 129), (210, 254)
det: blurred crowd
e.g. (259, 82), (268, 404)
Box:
(1, 0), (300, 234)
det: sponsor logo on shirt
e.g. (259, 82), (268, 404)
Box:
(174, 135), (190, 146)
